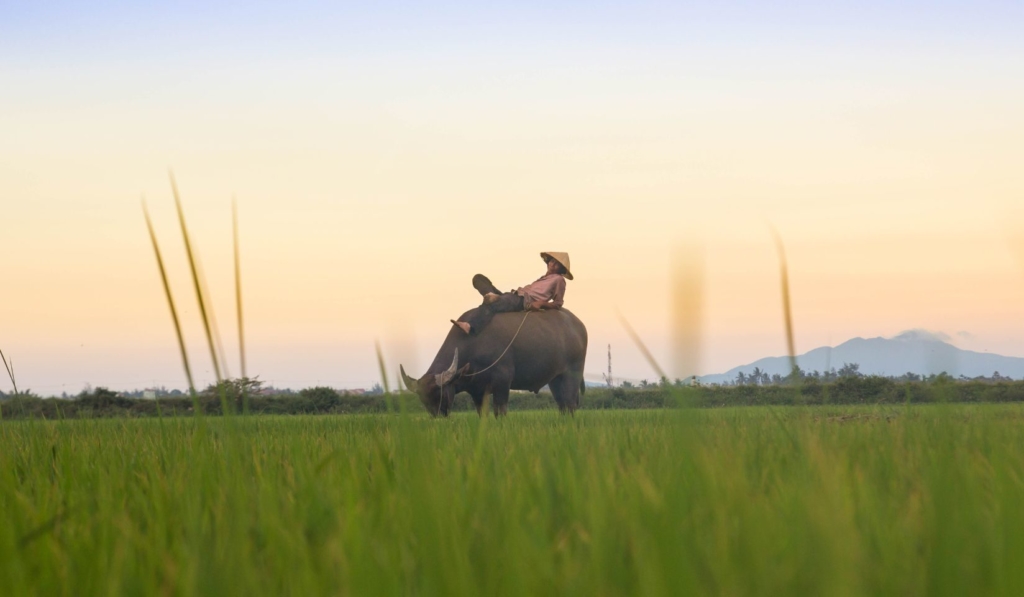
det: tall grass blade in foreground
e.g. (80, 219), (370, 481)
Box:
(762, 225), (802, 446)
(199, 260), (232, 380)
(233, 198), (249, 413)
(375, 340), (391, 395)
(0, 348), (17, 395)
(671, 243), (705, 383)
(233, 198), (246, 380)
(376, 340), (400, 413)
(192, 233), (231, 381)
(142, 200), (197, 400)
(169, 173), (223, 384)
(769, 225), (799, 378)
(616, 310), (668, 381)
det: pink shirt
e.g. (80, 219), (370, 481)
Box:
(516, 274), (566, 308)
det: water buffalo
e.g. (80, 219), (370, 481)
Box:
(400, 308), (588, 416)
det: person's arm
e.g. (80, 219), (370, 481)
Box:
(529, 276), (565, 310)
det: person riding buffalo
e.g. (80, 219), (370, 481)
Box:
(451, 252), (573, 335)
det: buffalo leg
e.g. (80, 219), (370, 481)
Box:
(491, 384), (510, 418)
(470, 389), (499, 417)
(549, 373), (581, 415)
(470, 390), (486, 416)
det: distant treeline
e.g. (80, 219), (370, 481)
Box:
(3, 375), (1024, 419)
(719, 362), (1018, 386)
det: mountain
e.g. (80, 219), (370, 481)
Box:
(700, 330), (1024, 384)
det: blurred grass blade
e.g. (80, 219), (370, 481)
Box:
(198, 259), (232, 380)
(616, 310), (667, 381)
(671, 242), (705, 382)
(170, 172), (223, 383)
(143, 199), (196, 398)
(768, 225), (798, 378)
(0, 348), (16, 395)
(0, 348), (17, 395)
(375, 341), (391, 395)
(376, 340), (394, 412)
(233, 198), (249, 414)
(191, 241), (231, 379)
(233, 197), (246, 380)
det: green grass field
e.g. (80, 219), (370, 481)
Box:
(3, 404), (1024, 595)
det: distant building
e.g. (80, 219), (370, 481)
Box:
(142, 389), (157, 399)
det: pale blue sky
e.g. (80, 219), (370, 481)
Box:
(4, 2), (1022, 65)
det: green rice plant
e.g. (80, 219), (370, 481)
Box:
(4, 406), (1024, 595)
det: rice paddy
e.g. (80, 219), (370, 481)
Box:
(3, 404), (1024, 595)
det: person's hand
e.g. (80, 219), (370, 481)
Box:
(530, 301), (545, 311)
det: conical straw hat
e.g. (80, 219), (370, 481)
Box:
(540, 252), (573, 280)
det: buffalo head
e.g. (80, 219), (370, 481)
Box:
(400, 349), (470, 417)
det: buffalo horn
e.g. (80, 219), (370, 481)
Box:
(400, 365), (419, 392)
(435, 349), (459, 386)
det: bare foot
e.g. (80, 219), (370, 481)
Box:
(450, 320), (471, 334)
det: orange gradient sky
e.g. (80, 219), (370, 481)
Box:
(2, 2), (1023, 393)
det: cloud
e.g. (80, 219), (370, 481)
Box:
(893, 329), (952, 343)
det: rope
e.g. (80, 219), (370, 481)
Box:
(465, 310), (531, 377)
(436, 307), (532, 415)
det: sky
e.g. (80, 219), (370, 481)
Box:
(2, 1), (1023, 394)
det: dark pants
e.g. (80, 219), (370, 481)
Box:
(463, 292), (525, 334)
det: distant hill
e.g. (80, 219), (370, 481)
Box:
(701, 330), (1024, 384)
